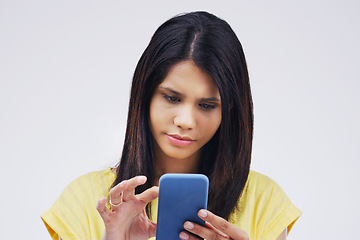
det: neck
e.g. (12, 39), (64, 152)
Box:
(153, 144), (199, 186)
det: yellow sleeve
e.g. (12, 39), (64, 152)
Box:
(257, 175), (302, 239)
(41, 169), (114, 240)
(41, 174), (93, 239)
(231, 171), (302, 240)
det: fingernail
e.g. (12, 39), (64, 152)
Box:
(179, 232), (189, 240)
(198, 209), (207, 218)
(184, 221), (194, 229)
(138, 176), (146, 183)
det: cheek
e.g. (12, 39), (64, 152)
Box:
(211, 109), (222, 127)
(200, 112), (222, 139)
(210, 117), (221, 135)
(149, 98), (169, 132)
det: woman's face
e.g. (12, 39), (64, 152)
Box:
(149, 60), (222, 163)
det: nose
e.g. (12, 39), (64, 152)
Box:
(174, 105), (196, 130)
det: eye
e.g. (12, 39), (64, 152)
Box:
(199, 103), (216, 110)
(163, 94), (181, 103)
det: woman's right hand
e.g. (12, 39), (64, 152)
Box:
(96, 176), (159, 240)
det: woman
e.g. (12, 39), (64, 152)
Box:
(41, 11), (301, 240)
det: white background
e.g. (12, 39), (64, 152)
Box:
(1, 0), (359, 239)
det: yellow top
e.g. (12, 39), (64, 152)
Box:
(41, 168), (301, 240)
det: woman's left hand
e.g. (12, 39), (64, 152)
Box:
(179, 209), (249, 240)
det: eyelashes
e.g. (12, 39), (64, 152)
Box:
(163, 94), (180, 103)
(162, 94), (216, 110)
(199, 103), (215, 109)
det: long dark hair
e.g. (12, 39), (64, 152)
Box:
(113, 11), (253, 220)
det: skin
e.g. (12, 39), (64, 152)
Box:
(149, 60), (222, 182)
(95, 61), (288, 240)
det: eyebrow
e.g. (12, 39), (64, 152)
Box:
(159, 86), (221, 102)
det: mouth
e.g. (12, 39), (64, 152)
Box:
(166, 134), (195, 146)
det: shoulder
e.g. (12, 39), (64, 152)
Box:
(41, 168), (116, 239)
(247, 170), (274, 185)
(47, 167), (116, 210)
(242, 170), (291, 208)
(246, 170), (282, 193)
(61, 168), (116, 199)
(233, 171), (302, 239)
(70, 168), (116, 190)
(72, 167), (116, 184)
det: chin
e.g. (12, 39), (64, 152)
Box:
(164, 148), (198, 161)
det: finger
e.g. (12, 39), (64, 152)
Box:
(135, 186), (159, 205)
(109, 182), (125, 206)
(96, 197), (111, 223)
(198, 209), (233, 234)
(198, 209), (248, 239)
(121, 175), (147, 201)
(205, 222), (230, 238)
(109, 176), (147, 204)
(183, 221), (229, 240)
(179, 231), (202, 240)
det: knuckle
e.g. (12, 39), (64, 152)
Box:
(192, 234), (203, 240)
(211, 234), (221, 240)
(218, 220), (229, 232)
(194, 225), (204, 235)
(137, 196), (146, 203)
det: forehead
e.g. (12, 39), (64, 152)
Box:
(159, 61), (220, 97)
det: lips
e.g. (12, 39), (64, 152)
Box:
(166, 134), (195, 146)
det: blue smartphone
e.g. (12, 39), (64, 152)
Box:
(155, 173), (209, 240)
